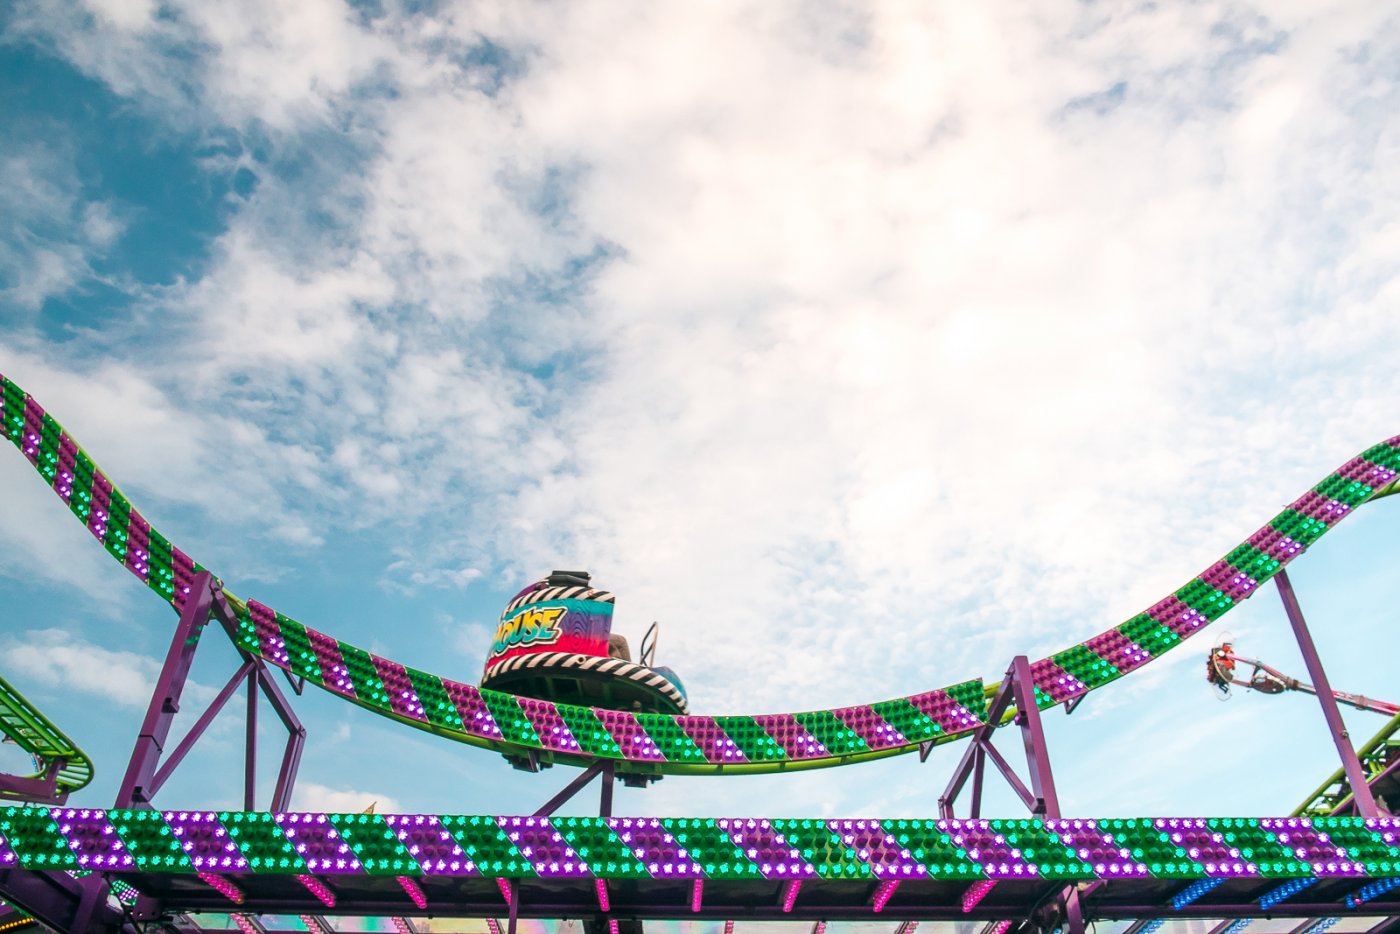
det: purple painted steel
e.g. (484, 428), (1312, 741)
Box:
(116, 570), (217, 807)
(970, 744), (985, 818)
(1276, 569), (1380, 819)
(939, 656), (1061, 819)
(245, 667), (258, 811)
(533, 761), (608, 816)
(507, 878), (519, 934)
(0, 759), (64, 804)
(529, 760), (618, 817)
(117, 574), (308, 811)
(213, 589), (307, 811)
(273, 723), (305, 812)
(979, 736), (1039, 813)
(70, 872), (111, 933)
(940, 675), (1017, 818)
(600, 761), (615, 817)
(1012, 655), (1061, 819)
(151, 659), (255, 796)
(0, 866), (127, 932)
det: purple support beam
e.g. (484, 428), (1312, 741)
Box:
(1276, 569), (1380, 819)
(970, 744), (985, 819)
(0, 758), (65, 804)
(940, 673), (1018, 819)
(530, 760), (618, 818)
(0, 866), (126, 932)
(245, 667), (259, 811)
(116, 574), (308, 812)
(1011, 654), (1061, 819)
(600, 761), (615, 817)
(116, 570), (217, 808)
(150, 660), (254, 797)
(937, 656), (1073, 934)
(69, 872), (111, 933)
(939, 656), (1061, 819)
(214, 590), (306, 811)
(978, 736), (1039, 814)
(533, 762), (608, 817)
(273, 722), (305, 812)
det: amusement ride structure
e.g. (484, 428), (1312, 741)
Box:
(0, 372), (1398, 933)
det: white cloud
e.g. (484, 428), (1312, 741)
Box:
(291, 780), (402, 815)
(3, 628), (214, 709)
(0, 145), (126, 310)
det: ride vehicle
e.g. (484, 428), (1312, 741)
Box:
(480, 570), (688, 715)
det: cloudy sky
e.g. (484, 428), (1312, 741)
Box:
(1, 0), (1398, 823)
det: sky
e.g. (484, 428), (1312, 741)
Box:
(1, 0), (1398, 824)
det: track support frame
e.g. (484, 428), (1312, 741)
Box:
(939, 655), (1061, 820)
(115, 572), (307, 810)
(1275, 568), (1380, 819)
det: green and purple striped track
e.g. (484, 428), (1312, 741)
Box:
(0, 674), (91, 798)
(2, 374), (1397, 777)
(5, 806), (1400, 883)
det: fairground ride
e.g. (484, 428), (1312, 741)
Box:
(0, 373), (1398, 934)
(1202, 644), (1400, 821)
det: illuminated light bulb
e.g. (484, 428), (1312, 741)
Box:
(231, 915), (261, 934)
(873, 879), (901, 912)
(596, 879), (610, 911)
(197, 871), (245, 904)
(691, 878), (704, 912)
(294, 874), (336, 908)
(782, 879), (802, 912)
(1259, 877), (1318, 910)
(397, 875), (427, 909)
(962, 879), (997, 912)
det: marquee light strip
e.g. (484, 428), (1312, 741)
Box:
(8, 809), (1400, 884)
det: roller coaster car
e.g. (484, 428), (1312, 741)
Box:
(480, 571), (689, 715)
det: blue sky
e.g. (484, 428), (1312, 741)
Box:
(1, 0), (1399, 824)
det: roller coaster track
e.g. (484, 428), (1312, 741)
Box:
(2, 373), (1398, 779)
(0, 674), (90, 802)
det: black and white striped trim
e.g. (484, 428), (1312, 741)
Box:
(482, 651), (687, 713)
(503, 587), (616, 614)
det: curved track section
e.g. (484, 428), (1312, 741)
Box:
(0, 674), (92, 798)
(2, 374), (1397, 776)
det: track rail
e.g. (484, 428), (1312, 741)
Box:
(2, 373), (1397, 777)
(0, 675), (91, 799)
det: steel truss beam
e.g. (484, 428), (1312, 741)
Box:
(116, 572), (307, 810)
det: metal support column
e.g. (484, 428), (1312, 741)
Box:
(939, 656), (1061, 819)
(1275, 569), (1380, 819)
(600, 761), (615, 817)
(532, 760), (619, 818)
(1011, 655), (1061, 819)
(245, 666), (259, 811)
(115, 572), (217, 808)
(115, 574), (307, 811)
